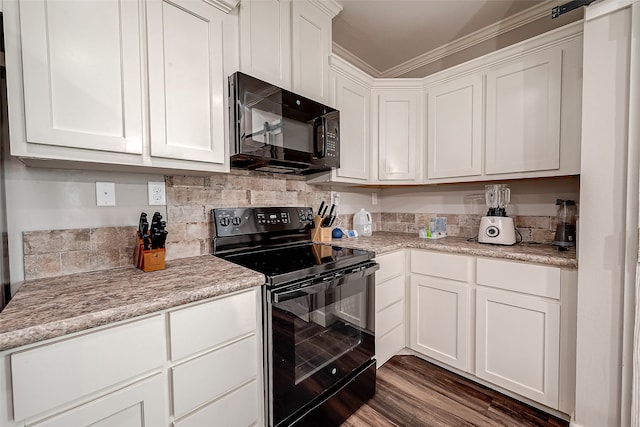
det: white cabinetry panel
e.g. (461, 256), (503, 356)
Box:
(29, 375), (166, 427)
(485, 48), (562, 174)
(377, 89), (420, 181)
(411, 276), (470, 371)
(171, 335), (258, 418)
(375, 251), (405, 367)
(147, 0), (225, 164)
(427, 74), (482, 179)
(239, 0), (291, 88)
(292, 0), (331, 103)
(333, 73), (371, 181)
(476, 287), (560, 407)
(11, 315), (164, 422)
(174, 379), (259, 427)
(18, 0), (143, 154)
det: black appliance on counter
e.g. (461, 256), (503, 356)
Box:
(229, 72), (339, 175)
(212, 207), (377, 427)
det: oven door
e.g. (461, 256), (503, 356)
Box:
(265, 262), (377, 427)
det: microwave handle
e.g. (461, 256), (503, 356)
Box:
(313, 116), (326, 159)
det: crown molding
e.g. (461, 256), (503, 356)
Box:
(332, 42), (383, 78)
(333, 0), (559, 78)
(308, 0), (343, 18)
(203, 0), (240, 13)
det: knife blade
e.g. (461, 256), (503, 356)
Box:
(320, 204), (328, 218)
(317, 201), (325, 216)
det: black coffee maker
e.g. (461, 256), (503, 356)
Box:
(553, 199), (577, 251)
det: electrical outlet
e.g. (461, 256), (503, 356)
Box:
(371, 192), (378, 205)
(331, 191), (340, 207)
(96, 182), (116, 206)
(148, 181), (166, 205)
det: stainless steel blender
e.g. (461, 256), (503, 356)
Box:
(478, 184), (516, 245)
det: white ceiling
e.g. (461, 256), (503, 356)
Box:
(332, 0), (569, 77)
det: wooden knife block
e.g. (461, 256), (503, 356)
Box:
(134, 233), (166, 272)
(311, 215), (333, 242)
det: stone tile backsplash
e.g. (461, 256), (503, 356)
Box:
(23, 227), (137, 280)
(21, 170), (568, 279)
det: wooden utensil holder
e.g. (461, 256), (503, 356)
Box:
(134, 233), (166, 272)
(311, 215), (333, 242)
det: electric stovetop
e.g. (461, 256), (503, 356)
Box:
(219, 242), (374, 287)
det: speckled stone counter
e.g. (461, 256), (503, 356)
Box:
(328, 232), (577, 268)
(0, 256), (264, 352)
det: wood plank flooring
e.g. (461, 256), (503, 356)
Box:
(343, 356), (569, 427)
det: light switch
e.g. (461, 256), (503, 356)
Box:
(96, 182), (116, 206)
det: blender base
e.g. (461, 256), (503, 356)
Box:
(478, 216), (516, 245)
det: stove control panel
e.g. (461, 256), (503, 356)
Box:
(212, 207), (314, 237)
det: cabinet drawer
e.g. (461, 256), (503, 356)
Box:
(377, 299), (404, 338)
(410, 250), (473, 282)
(174, 379), (258, 427)
(11, 315), (165, 421)
(376, 274), (404, 311)
(169, 289), (257, 361)
(476, 258), (561, 299)
(376, 250), (404, 283)
(171, 334), (258, 418)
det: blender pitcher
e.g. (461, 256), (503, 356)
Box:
(553, 199), (577, 250)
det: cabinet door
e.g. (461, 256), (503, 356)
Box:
(291, 0), (331, 103)
(377, 89), (420, 181)
(410, 275), (470, 371)
(18, 0), (143, 154)
(476, 287), (560, 407)
(427, 75), (482, 179)
(333, 73), (371, 181)
(30, 375), (166, 427)
(239, 0), (291, 88)
(147, 0), (225, 164)
(485, 48), (562, 174)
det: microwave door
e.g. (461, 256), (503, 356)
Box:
(313, 117), (326, 159)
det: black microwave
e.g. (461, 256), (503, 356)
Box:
(228, 72), (339, 175)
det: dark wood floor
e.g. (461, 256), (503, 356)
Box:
(343, 356), (569, 427)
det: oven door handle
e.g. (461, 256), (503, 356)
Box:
(272, 263), (379, 303)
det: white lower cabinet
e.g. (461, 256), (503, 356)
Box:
(409, 251), (473, 372)
(28, 375), (166, 427)
(407, 251), (577, 414)
(374, 250), (405, 367)
(0, 288), (262, 427)
(475, 287), (560, 407)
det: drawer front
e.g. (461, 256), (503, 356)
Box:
(169, 289), (257, 361)
(476, 258), (561, 299)
(376, 299), (404, 338)
(171, 334), (258, 418)
(174, 379), (258, 427)
(410, 250), (473, 282)
(376, 250), (404, 283)
(376, 274), (404, 311)
(12, 315), (165, 422)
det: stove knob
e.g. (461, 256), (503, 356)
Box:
(219, 217), (230, 227)
(306, 213), (314, 221)
(232, 217), (241, 226)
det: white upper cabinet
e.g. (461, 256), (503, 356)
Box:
(147, 0), (226, 164)
(375, 87), (422, 182)
(291, 0), (333, 104)
(16, 0), (143, 155)
(485, 48), (562, 175)
(426, 74), (483, 179)
(6, 0), (235, 173)
(328, 56), (373, 182)
(238, 0), (341, 105)
(238, 0), (291, 88)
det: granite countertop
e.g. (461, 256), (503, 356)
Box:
(0, 232), (576, 352)
(0, 256), (264, 352)
(329, 232), (577, 269)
